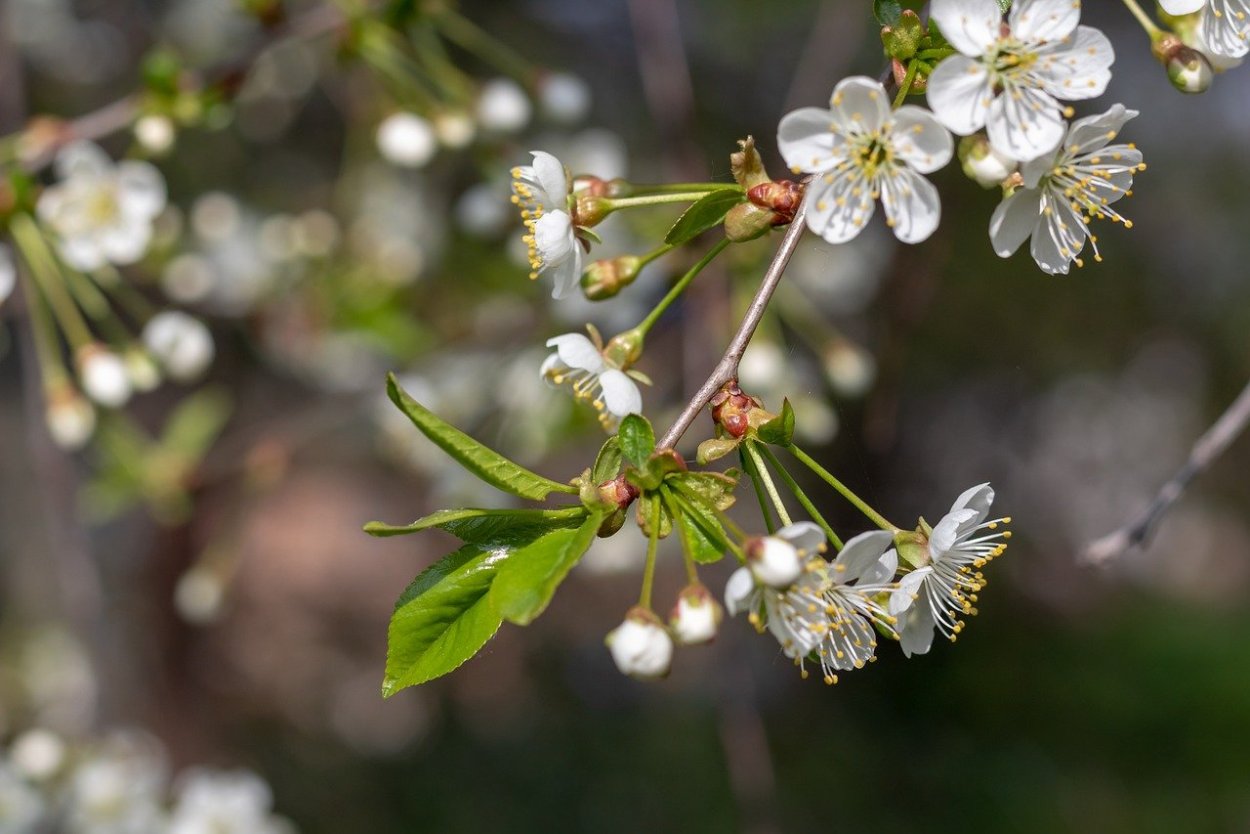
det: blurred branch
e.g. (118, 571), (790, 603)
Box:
(656, 197), (809, 452)
(15, 2), (350, 171)
(1082, 378), (1250, 565)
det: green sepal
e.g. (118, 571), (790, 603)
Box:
(386, 373), (576, 500)
(756, 398), (796, 447)
(664, 190), (745, 246)
(364, 507), (586, 540)
(873, 0), (902, 26)
(617, 413), (656, 469)
(592, 436), (623, 483)
(383, 543), (506, 696)
(489, 510), (607, 625)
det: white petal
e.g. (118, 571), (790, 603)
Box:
(54, 141), (112, 181)
(724, 568), (756, 616)
(832, 530), (895, 583)
(57, 236), (106, 271)
(890, 568), (932, 615)
(116, 161), (167, 218)
(804, 173), (875, 244)
(827, 76), (891, 136)
(989, 187), (1043, 257)
(986, 84), (1065, 161)
(528, 151), (568, 206)
(1159, 0), (1204, 11)
(930, 509), (978, 557)
(1009, 0), (1081, 44)
(776, 521), (826, 554)
(860, 548), (898, 587)
(926, 56), (994, 136)
(777, 107), (846, 174)
(930, 0), (1004, 56)
(545, 333), (603, 372)
(0, 244), (15, 305)
(880, 168), (941, 244)
(889, 106), (954, 174)
(1033, 26), (1115, 102)
(548, 242), (584, 300)
(899, 600), (937, 657)
(1029, 193), (1087, 274)
(598, 369), (642, 418)
(98, 220), (152, 265)
(533, 210), (575, 267)
(1196, 6), (1250, 60)
(1063, 104), (1137, 154)
(949, 483), (995, 522)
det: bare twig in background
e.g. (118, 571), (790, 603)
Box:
(656, 199), (809, 452)
(1082, 378), (1250, 565)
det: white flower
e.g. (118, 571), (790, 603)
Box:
(541, 332), (641, 429)
(168, 768), (286, 834)
(46, 388), (97, 449)
(960, 134), (1019, 188)
(669, 585), (722, 644)
(11, 729), (67, 781)
(37, 141), (166, 271)
(511, 150), (584, 298)
(0, 244), (15, 306)
(477, 78), (532, 133)
(143, 311), (215, 381)
(989, 104), (1144, 275)
(926, 0), (1114, 161)
(539, 73), (592, 124)
(65, 735), (167, 834)
(134, 114), (176, 155)
(606, 609), (673, 679)
(77, 345), (132, 408)
(745, 523), (819, 588)
(778, 76), (953, 245)
(433, 111), (476, 149)
(0, 763), (44, 830)
(726, 527), (900, 684)
(1162, 0), (1250, 59)
(375, 112), (437, 168)
(890, 483), (1010, 657)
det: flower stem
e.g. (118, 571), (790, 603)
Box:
(433, 9), (536, 85)
(10, 214), (94, 350)
(16, 267), (70, 387)
(639, 494), (662, 610)
(892, 60), (921, 108)
(605, 192), (717, 210)
(636, 238), (731, 336)
(757, 443), (844, 550)
(740, 444), (777, 534)
(628, 182), (742, 195)
(745, 440), (792, 527)
(788, 444), (899, 531)
(1120, 0), (1163, 39)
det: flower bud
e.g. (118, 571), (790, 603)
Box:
(572, 192), (611, 227)
(143, 311), (214, 382)
(124, 347), (161, 392)
(723, 202), (776, 242)
(747, 180), (803, 223)
(710, 383), (765, 439)
(376, 112), (436, 168)
(10, 729), (66, 781)
(476, 78), (532, 133)
(880, 10), (925, 61)
(602, 327), (644, 369)
(746, 535), (803, 588)
(538, 72), (592, 124)
(606, 607), (673, 679)
(581, 255), (641, 300)
(45, 384), (96, 449)
(134, 114), (176, 155)
(1167, 46), (1213, 93)
(731, 136), (772, 190)
(669, 585), (722, 645)
(959, 134), (1017, 189)
(77, 345), (132, 408)
(433, 111), (476, 149)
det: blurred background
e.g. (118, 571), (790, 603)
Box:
(2, 0), (1250, 831)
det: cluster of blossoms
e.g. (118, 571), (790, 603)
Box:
(0, 728), (294, 833)
(605, 485), (1011, 682)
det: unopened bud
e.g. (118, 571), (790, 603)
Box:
(669, 585), (722, 645)
(606, 607), (673, 679)
(891, 58), (927, 94)
(433, 111), (476, 149)
(476, 78), (532, 133)
(1167, 46), (1213, 93)
(745, 535), (803, 588)
(581, 255), (642, 300)
(124, 347), (161, 392)
(134, 115), (176, 155)
(747, 180), (803, 223)
(710, 382), (771, 439)
(76, 344), (132, 408)
(959, 134), (1017, 189)
(731, 136), (772, 189)
(573, 193), (611, 227)
(602, 327), (644, 368)
(893, 529), (932, 571)
(881, 10), (925, 61)
(45, 384), (96, 450)
(143, 311), (214, 382)
(724, 202), (776, 242)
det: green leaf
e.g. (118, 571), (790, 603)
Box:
(873, 0), (902, 26)
(664, 190), (744, 246)
(364, 507), (586, 539)
(383, 543), (506, 696)
(489, 511), (605, 625)
(669, 470), (739, 511)
(618, 413), (655, 468)
(386, 373), (575, 500)
(756, 398), (796, 446)
(592, 436), (622, 483)
(663, 487), (727, 565)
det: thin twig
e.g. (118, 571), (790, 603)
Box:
(655, 199), (809, 452)
(16, 3), (348, 172)
(1082, 378), (1250, 565)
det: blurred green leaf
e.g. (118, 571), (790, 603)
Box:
(384, 543), (506, 696)
(873, 0), (903, 26)
(364, 506), (586, 539)
(489, 510), (606, 625)
(617, 414), (655, 468)
(386, 373), (576, 500)
(665, 190), (743, 246)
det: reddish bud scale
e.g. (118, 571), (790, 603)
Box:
(600, 474), (640, 510)
(746, 181), (804, 225)
(710, 382), (761, 439)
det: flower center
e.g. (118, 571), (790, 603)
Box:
(987, 40), (1038, 87)
(852, 136), (894, 178)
